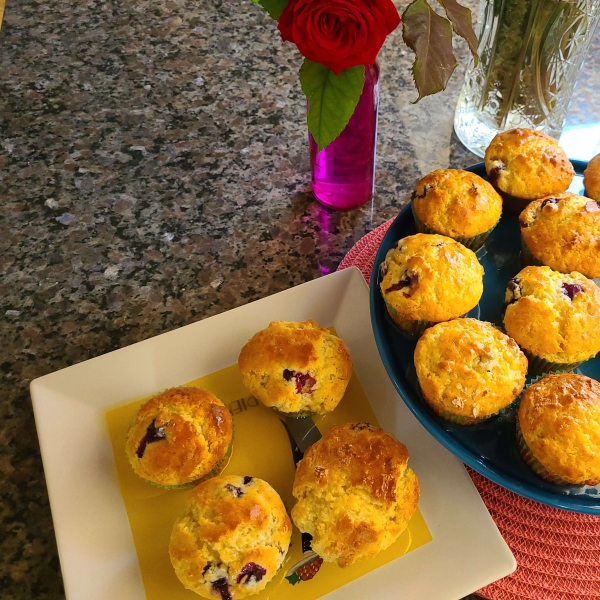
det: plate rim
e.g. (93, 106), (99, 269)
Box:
(30, 266), (516, 600)
(369, 159), (600, 514)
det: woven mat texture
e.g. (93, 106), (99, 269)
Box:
(337, 219), (600, 600)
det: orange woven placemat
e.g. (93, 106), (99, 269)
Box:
(338, 219), (600, 600)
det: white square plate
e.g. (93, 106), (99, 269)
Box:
(30, 267), (515, 600)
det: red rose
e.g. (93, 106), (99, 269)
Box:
(278, 0), (400, 74)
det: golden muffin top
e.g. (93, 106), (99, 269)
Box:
(414, 318), (528, 419)
(584, 153), (600, 201)
(412, 169), (502, 238)
(125, 387), (233, 487)
(484, 128), (574, 200)
(519, 192), (600, 279)
(291, 423), (419, 568)
(170, 475), (292, 600)
(238, 320), (353, 416)
(379, 233), (484, 322)
(518, 373), (600, 486)
(503, 266), (600, 364)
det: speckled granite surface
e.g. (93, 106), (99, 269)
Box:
(1, 0), (599, 597)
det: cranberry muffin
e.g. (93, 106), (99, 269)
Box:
(238, 320), (353, 417)
(291, 423), (419, 567)
(484, 128), (574, 204)
(414, 318), (527, 424)
(584, 153), (600, 201)
(379, 233), (484, 336)
(519, 193), (600, 279)
(125, 387), (233, 488)
(411, 169), (502, 249)
(503, 266), (600, 373)
(517, 373), (600, 486)
(170, 475), (292, 599)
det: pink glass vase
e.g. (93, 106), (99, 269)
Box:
(309, 62), (380, 211)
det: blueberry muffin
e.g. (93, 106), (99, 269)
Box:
(411, 169), (502, 249)
(125, 387), (233, 487)
(503, 266), (600, 373)
(584, 153), (600, 201)
(170, 475), (292, 599)
(519, 193), (600, 279)
(291, 423), (419, 567)
(379, 233), (484, 336)
(414, 319), (528, 424)
(517, 373), (600, 486)
(484, 128), (574, 202)
(238, 320), (353, 417)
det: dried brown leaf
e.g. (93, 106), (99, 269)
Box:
(436, 0), (479, 64)
(402, 0), (458, 102)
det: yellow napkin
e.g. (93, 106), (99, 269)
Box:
(106, 364), (432, 600)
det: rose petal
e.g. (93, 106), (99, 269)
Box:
(282, 0), (399, 73)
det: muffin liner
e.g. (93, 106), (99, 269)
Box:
(383, 299), (476, 340)
(418, 383), (521, 426)
(271, 406), (316, 419)
(126, 389), (235, 490)
(498, 192), (532, 215)
(521, 347), (583, 376)
(519, 235), (544, 268)
(383, 300), (435, 338)
(516, 418), (570, 487)
(411, 204), (498, 251)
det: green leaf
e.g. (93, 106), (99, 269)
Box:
(285, 572), (301, 586)
(252, 0), (288, 20)
(435, 0), (479, 65)
(402, 0), (458, 102)
(299, 60), (365, 152)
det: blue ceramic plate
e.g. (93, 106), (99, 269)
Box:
(370, 160), (600, 514)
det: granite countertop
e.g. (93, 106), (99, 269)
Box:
(1, 0), (599, 597)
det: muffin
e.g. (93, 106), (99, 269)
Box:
(411, 169), (502, 249)
(484, 128), (574, 205)
(414, 318), (528, 424)
(170, 475), (292, 599)
(238, 320), (353, 417)
(379, 233), (484, 336)
(125, 387), (233, 488)
(584, 153), (600, 201)
(517, 373), (600, 486)
(503, 266), (600, 373)
(291, 422), (419, 567)
(519, 193), (600, 279)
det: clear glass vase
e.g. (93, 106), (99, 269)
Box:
(454, 0), (600, 157)
(309, 63), (379, 210)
